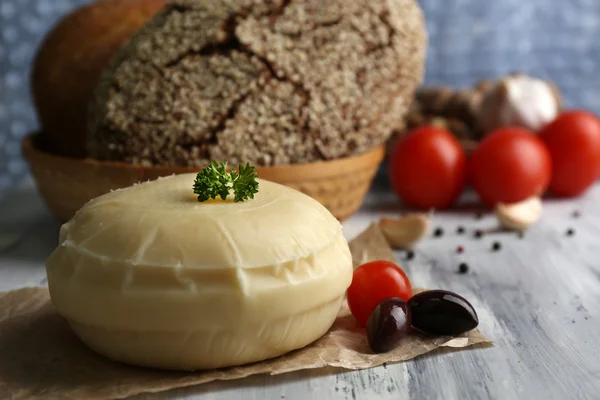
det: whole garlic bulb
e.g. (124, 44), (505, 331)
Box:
(478, 74), (562, 133)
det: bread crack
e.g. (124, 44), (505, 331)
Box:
(170, 3), (311, 156)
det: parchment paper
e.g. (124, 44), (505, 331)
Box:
(0, 224), (492, 399)
(348, 222), (397, 268)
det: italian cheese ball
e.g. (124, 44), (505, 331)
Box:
(46, 175), (353, 370)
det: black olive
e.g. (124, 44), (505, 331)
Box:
(366, 298), (411, 353)
(408, 290), (478, 335)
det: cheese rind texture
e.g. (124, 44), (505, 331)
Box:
(46, 174), (354, 370)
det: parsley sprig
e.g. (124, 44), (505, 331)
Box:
(193, 161), (259, 203)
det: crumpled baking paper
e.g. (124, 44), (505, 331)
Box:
(0, 223), (491, 399)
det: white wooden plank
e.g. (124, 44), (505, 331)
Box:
(1, 177), (600, 399)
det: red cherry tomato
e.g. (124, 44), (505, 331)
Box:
(347, 260), (412, 327)
(388, 125), (467, 209)
(469, 127), (552, 206)
(538, 110), (600, 197)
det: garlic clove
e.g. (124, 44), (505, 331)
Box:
(379, 214), (431, 249)
(495, 197), (543, 231)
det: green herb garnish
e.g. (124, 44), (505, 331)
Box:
(193, 161), (259, 203)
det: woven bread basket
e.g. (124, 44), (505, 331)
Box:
(22, 135), (384, 222)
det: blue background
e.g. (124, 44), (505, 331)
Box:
(1, 0), (599, 193)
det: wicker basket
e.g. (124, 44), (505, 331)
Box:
(22, 135), (384, 222)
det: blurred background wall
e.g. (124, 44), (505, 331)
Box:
(1, 0), (599, 192)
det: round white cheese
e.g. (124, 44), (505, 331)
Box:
(46, 174), (353, 370)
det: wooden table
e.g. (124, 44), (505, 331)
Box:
(1, 176), (599, 400)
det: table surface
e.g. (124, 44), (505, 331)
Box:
(1, 176), (599, 400)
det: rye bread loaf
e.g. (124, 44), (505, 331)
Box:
(88, 0), (427, 166)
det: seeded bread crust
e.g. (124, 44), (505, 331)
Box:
(88, 0), (426, 167)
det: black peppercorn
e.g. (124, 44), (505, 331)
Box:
(406, 250), (415, 260)
(474, 230), (484, 239)
(458, 263), (469, 274)
(566, 228), (575, 237)
(433, 227), (444, 238)
(456, 226), (465, 234)
(492, 241), (502, 251)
